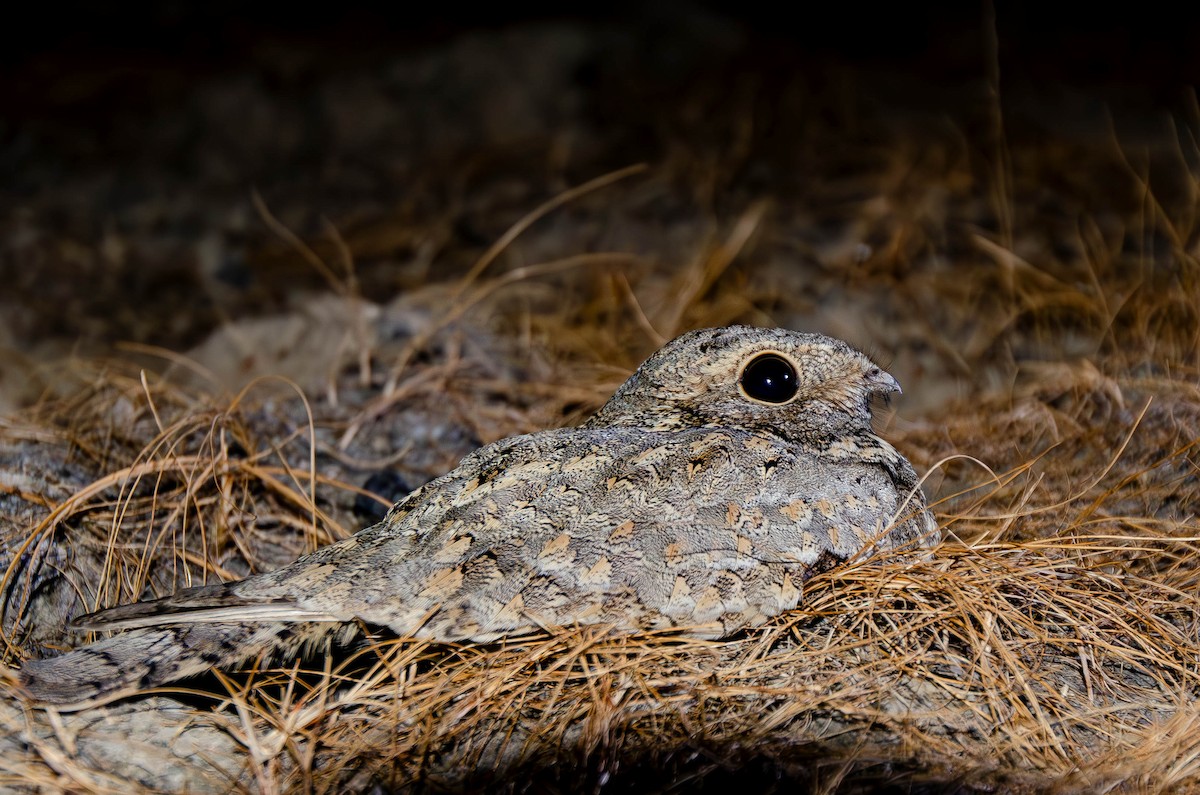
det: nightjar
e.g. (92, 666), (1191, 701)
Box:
(21, 325), (938, 709)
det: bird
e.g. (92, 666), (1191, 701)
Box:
(19, 325), (938, 709)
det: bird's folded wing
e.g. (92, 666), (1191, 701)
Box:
(71, 582), (342, 632)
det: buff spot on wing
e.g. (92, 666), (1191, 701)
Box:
(667, 576), (694, 615)
(421, 567), (464, 601)
(579, 557), (612, 585)
(434, 535), (472, 563)
(538, 532), (572, 559)
(608, 520), (636, 543)
(778, 573), (801, 609)
(693, 586), (723, 618)
(493, 593), (526, 629)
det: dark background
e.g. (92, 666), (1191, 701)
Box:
(4, 2), (1199, 125)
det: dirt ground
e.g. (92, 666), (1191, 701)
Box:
(2, 5), (1199, 792)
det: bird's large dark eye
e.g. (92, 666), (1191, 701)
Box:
(740, 353), (799, 403)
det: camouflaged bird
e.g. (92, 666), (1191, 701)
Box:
(21, 326), (938, 709)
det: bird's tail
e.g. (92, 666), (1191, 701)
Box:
(19, 620), (329, 711)
(19, 579), (350, 710)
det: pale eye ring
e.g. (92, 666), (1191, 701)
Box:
(739, 353), (799, 404)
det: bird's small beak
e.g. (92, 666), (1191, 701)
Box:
(870, 368), (902, 396)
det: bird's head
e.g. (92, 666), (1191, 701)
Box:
(586, 326), (900, 437)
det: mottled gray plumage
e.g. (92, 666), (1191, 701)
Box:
(21, 326), (938, 709)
